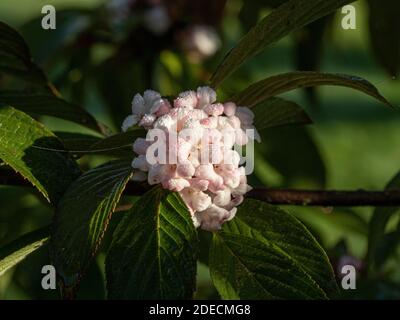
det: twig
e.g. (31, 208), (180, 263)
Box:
(1, 170), (400, 207)
(247, 188), (400, 207)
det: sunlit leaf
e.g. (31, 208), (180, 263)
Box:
(0, 106), (81, 203)
(0, 91), (105, 134)
(0, 227), (48, 277)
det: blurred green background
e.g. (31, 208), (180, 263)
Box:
(0, 0), (399, 299)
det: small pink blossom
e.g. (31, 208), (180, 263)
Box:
(122, 86), (258, 231)
(174, 91), (198, 109)
(133, 138), (151, 155)
(223, 102), (237, 117)
(122, 90), (166, 132)
(204, 103), (224, 116)
(197, 86), (217, 109)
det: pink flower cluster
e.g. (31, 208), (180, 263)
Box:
(122, 86), (260, 231)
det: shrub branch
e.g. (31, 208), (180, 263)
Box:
(1, 169), (400, 207)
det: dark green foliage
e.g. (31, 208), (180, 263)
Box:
(50, 160), (133, 292)
(106, 187), (198, 299)
(210, 199), (338, 299)
(0, 0), (399, 300)
(0, 106), (81, 203)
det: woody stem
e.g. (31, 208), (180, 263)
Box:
(1, 169), (399, 207)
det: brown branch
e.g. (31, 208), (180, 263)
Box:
(1, 169), (400, 207)
(124, 182), (400, 207)
(247, 188), (400, 207)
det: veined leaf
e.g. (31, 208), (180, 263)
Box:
(106, 186), (198, 299)
(0, 106), (81, 203)
(210, 0), (354, 87)
(0, 227), (49, 277)
(366, 171), (400, 270)
(233, 72), (392, 108)
(252, 97), (312, 130)
(0, 91), (105, 134)
(0, 21), (47, 85)
(50, 160), (133, 290)
(210, 199), (338, 299)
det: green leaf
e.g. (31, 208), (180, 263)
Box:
(88, 129), (146, 157)
(233, 72), (392, 108)
(55, 131), (102, 156)
(55, 130), (146, 158)
(368, 0), (400, 77)
(0, 227), (49, 277)
(252, 97), (312, 130)
(210, 0), (354, 87)
(0, 21), (47, 85)
(366, 171), (400, 270)
(0, 91), (105, 134)
(0, 106), (81, 203)
(255, 126), (326, 188)
(209, 199), (338, 299)
(106, 186), (198, 299)
(50, 160), (133, 290)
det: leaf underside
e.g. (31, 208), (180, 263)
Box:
(234, 72), (392, 108)
(0, 227), (49, 277)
